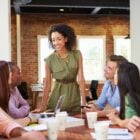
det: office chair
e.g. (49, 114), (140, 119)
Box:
(86, 80), (98, 103)
(17, 81), (29, 99)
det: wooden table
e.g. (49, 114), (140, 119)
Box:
(0, 114), (138, 140)
(42, 115), (118, 140)
(43, 125), (93, 140)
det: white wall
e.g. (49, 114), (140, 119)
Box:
(0, 0), (11, 61)
(130, 0), (140, 69)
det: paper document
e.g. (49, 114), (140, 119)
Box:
(24, 124), (47, 131)
(24, 116), (85, 131)
(108, 128), (128, 135)
(90, 128), (134, 140)
(96, 120), (116, 125)
(66, 116), (85, 128)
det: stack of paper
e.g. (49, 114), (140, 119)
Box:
(24, 116), (85, 131)
(66, 116), (85, 128)
(91, 128), (134, 140)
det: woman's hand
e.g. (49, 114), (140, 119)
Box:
(107, 111), (118, 124)
(107, 111), (129, 128)
(127, 116), (140, 132)
(31, 108), (44, 113)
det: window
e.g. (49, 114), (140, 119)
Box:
(78, 36), (106, 81)
(38, 35), (53, 83)
(114, 36), (131, 61)
(38, 35), (106, 83)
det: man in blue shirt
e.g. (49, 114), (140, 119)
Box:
(85, 55), (128, 116)
(96, 80), (120, 110)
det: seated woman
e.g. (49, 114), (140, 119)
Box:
(0, 61), (36, 126)
(8, 62), (30, 119)
(107, 62), (140, 131)
(0, 107), (46, 140)
(0, 61), (34, 126)
(0, 61), (45, 139)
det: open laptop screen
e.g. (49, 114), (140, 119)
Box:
(54, 95), (65, 115)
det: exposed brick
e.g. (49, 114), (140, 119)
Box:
(11, 12), (129, 95)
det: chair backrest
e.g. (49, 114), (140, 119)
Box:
(17, 81), (29, 99)
(89, 80), (98, 100)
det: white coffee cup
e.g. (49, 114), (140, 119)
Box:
(86, 112), (97, 129)
(94, 122), (109, 140)
(56, 112), (67, 131)
(47, 118), (58, 140)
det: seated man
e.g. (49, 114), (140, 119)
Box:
(85, 55), (128, 116)
(8, 62), (30, 119)
(0, 107), (46, 140)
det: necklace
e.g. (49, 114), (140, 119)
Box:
(55, 52), (69, 64)
(56, 52), (68, 59)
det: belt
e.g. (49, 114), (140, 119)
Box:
(56, 79), (76, 84)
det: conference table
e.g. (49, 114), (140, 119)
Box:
(43, 125), (92, 140)
(40, 113), (140, 140)
(41, 114), (122, 140)
(0, 114), (138, 140)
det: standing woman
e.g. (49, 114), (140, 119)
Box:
(35, 24), (86, 114)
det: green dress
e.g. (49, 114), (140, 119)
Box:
(45, 50), (81, 114)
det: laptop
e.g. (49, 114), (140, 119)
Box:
(40, 95), (65, 118)
(54, 95), (65, 115)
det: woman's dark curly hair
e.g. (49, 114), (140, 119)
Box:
(48, 24), (77, 51)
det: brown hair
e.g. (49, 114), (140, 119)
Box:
(0, 61), (10, 112)
(109, 55), (128, 67)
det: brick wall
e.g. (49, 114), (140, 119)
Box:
(11, 12), (129, 96)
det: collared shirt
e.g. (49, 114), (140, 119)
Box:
(0, 108), (21, 138)
(95, 80), (120, 110)
(8, 87), (30, 119)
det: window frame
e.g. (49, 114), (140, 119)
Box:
(114, 35), (131, 61)
(38, 35), (54, 83)
(77, 35), (106, 82)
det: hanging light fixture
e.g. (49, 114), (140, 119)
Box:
(124, 34), (130, 39)
(13, 0), (32, 5)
